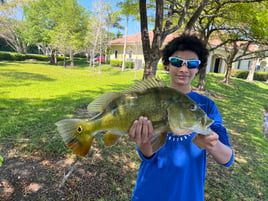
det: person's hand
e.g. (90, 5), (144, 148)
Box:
(192, 132), (219, 150)
(129, 116), (153, 145)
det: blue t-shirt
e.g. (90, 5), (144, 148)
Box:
(131, 91), (234, 201)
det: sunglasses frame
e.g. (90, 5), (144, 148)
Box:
(168, 57), (201, 69)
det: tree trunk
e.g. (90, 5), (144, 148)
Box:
(122, 15), (129, 72)
(49, 49), (58, 65)
(197, 67), (206, 90)
(63, 53), (66, 68)
(70, 49), (74, 66)
(143, 57), (160, 79)
(222, 63), (232, 84)
(246, 58), (258, 82)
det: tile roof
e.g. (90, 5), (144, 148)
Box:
(110, 32), (257, 51)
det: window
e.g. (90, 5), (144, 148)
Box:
(115, 50), (118, 59)
(237, 60), (241, 69)
(128, 51), (132, 59)
(248, 61), (251, 70)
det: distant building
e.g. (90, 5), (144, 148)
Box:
(109, 32), (268, 73)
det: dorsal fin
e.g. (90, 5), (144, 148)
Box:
(87, 92), (121, 113)
(122, 77), (167, 94)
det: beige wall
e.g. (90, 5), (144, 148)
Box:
(110, 44), (144, 62)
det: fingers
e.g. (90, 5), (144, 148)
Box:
(129, 120), (138, 140)
(193, 132), (219, 149)
(129, 116), (153, 144)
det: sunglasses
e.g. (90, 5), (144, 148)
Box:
(168, 57), (201, 69)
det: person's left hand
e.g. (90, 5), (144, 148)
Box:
(192, 132), (219, 150)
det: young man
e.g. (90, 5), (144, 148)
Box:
(128, 34), (234, 201)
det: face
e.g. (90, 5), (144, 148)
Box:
(169, 50), (199, 92)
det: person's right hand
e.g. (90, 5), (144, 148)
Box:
(128, 116), (154, 157)
(128, 116), (153, 145)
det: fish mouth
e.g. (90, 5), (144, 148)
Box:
(190, 115), (214, 135)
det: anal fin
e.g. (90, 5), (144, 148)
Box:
(66, 136), (95, 157)
(151, 132), (167, 153)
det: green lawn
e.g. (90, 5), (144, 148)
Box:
(0, 61), (267, 200)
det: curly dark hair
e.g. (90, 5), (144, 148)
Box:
(162, 34), (209, 71)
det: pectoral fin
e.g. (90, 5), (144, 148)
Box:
(104, 132), (120, 146)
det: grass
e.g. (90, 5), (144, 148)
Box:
(0, 61), (268, 200)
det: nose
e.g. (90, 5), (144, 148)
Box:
(179, 63), (188, 71)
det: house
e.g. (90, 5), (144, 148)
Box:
(109, 32), (268, 73)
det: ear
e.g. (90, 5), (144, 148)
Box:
(164, 65), (170, 71)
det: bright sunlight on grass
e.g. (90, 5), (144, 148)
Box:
(0, 61), (267, 200)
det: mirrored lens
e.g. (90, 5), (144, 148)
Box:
(187, 60), (200, 69)
(169, 57), (184, 67)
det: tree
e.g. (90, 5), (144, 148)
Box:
(23, 0), (88, 66)
(0, 0), (31, 53)
(218, 1), (268, 84)
(49, 0), (88, 67)
(117, 0), (139, 72)
(139, 0), (210, 79)
(191, 0), (268, 88)
(86, 0), (107, 71)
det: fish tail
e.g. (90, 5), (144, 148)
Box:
(55, 119), (95, 156)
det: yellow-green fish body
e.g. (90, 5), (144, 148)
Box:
(56, 78), (213, 156)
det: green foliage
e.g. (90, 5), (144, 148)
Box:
(231, 69), (268, 81)
(126, 61), (134, 68)
(157, 63), (165, 71)
(0, 52), (89, 65)
(0, 52), (49, 61)
(110, 59), (121, 67)
(110, 59), (135, 69)
(23, 0), (88, 52)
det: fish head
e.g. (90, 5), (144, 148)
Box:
(168, 100), (214, 135)
(55, 119), (95, 156)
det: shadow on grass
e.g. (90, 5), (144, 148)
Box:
(0, 84), (138, 200)
(0, 71), (55, 82)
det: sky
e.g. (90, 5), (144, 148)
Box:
(78, 0), (141, 36)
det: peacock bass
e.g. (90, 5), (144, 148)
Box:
(55, 78), (213, 156)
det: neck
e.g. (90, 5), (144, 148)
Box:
(170, 83), (192, 94)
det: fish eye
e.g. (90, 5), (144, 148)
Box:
(189, 104), (197, 111)
(77, 126), (83, 133)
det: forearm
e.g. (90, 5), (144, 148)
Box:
(207, 140), (233, 165)
(138, 142), (154, 158)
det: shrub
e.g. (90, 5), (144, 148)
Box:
(110, 59), (135, 69)
(254, 72), (268, 81)
(125, 61), (134, 69)
(0, 52), (50, 61)
(231, 69), (268, 81)
(110, 59), (122, 67)
(0, 52), (13, 60)
(157, 63), (165, 71)
(231, 70), (249, 79)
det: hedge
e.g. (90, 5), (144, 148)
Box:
(0, 52), (49, 61)
(0, 52), (90, 64)
(110, 59), (134, 69)
(231, 69), (268, 81)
